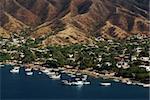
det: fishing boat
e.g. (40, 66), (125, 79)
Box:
(113, 79), (120, 82)
(72, 81), (84, 86)
(47, 71), (56, 75)
(62, 80), (72, 85)
(76, 73), (82, 76)
(42, 69), (49, 73)
(143, 84), (150, 88)
(84, 81), (90, 85)
(25, 68), (32, 72)
(100, 83), (111, 86)
(50, 74), (61, 80)
(0, 64), (4, 68)
(10, 67), (20, 74)
(26, 72), (33, 76)
(126, 81), (132, 85)
(82, 75), (88, 81)
(60, 70), (66, 73)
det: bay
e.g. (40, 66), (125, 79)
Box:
(0, 65), (149, 100)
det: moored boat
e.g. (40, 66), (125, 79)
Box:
(84, 81), (91, 85)
(50, 74), (61, 80)
(25, 68), (32, 72)
(100, 83), (111, 86)
(10, 67), (20, 74)
(26, 72), (33, 76)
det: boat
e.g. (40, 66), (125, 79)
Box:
(47, 71), (56, 75)
(126, 81), (132, 85)
(25, 68), (32, 72)
(70, 74), (76, 78)
(62, 80), (72, 85)
(61, 70), (66, 73)
(0, 64), (4, 68)
(10, 67), (20, 74)
(76, 73), (82, 76)
(50, 74), (61, 79)
(113, 79), (120, 82)
(82, 75), (88, 81)
(84, 81), (90, 85)
(100, 83), (111, 86)
(38, 72), (42, 74)
(143, 84), (150, 88)
(42, 69), (49, 73)
(75, 78), (80, 81)
(26, 72), (33, 76)
(72, 81), (84, 86)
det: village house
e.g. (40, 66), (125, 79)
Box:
(139, 57), (150, 62)
(116, 61), (130, 69)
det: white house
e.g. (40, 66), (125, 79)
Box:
(140, 57), (149, 62)
(136, 47), (142, 53)
(116, 61), (130, 69)
(105, 62), (112, 66)
(139, 65), (150, 72)
(131, 56), (137, 61)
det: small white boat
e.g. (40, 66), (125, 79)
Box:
(143, 84), (150, 88)
(53, 68), (59, 71)
(100, 83), (111, 86)
(50, 74), (61, 79)
(61, 70), (66, 73)
(25, 68), (32, 72)
(38, 72), (42, 74)
(113, 79), (120, 82)
(82, 75), (88, 81)
(76, 73), (82, 76)
(10, 67), (20, 74)
(0, 64), (4, 68)
(70, 74), (76, 77)
(73, 81), (84, 86)
(126, 81), (132, 85)
(42, 69), (49, 73)
(26, 72), (33, 76)
(84, 81), (90, 85)
(47, 71), (56, 75)
(75, 78), (80, 81)
(62, 80), (72, 85)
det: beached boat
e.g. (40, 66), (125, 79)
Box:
(10, 67), (20, 74)
(100, 83), (111, 86)
(26, 72), (33, 76)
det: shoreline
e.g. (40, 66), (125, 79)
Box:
(0, 63), (150, 88)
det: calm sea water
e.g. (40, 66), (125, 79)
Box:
(0, 65), (149, 100)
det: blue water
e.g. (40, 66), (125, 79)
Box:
(0, 65), (149, 100)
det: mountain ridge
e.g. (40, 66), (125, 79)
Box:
(0, 0), (149, 45)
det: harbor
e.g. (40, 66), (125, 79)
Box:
(1, 64), (150, 88)
(1, 65), (149, 100)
